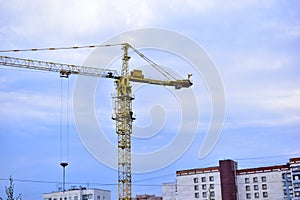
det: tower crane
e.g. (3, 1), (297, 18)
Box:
(0, 43), (193, 200)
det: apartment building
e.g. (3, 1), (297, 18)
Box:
(43, 187), (111, 200)
(132, 194), (162, 200)
(162, 157), (300, 200)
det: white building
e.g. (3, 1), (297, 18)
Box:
(173, 160), (236, 200)
(176, 166), (222, 199)
(236, 165), (289, 199)
(162, 182), (176, 200)
(162, 157), (300, 200)
(289, 158), (300, 199)
(43, 187), (111, 200)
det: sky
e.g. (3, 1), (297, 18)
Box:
(0, 0), (300, 199)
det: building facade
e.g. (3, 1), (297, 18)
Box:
(163, 157), (300, 200)
(236, 165), (289, 199)
(162, 182), (177, 200)
(132, 194), (162, 200)
(43, 187), (111, 200)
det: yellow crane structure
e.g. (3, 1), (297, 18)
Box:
(0, 43), (192, 200)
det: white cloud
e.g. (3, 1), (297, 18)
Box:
(224, 88), (300, 129)
(228, 51), (291, 72)
(262, 89), (300, 112)
(0, 90), (61, 125)
(284, 24), (300, 37)
(0, 0), (158, 44)
(0, 0), (277, 47)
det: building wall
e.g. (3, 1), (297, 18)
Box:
(219, 160), (237, 200)
(43, 188), (111, 200)
(237, 170), (286, 200)
(290, 158), (300, 199)
(132, 194), (162, 200)
(176, 171), (222, 200)
(173, 157), (300, 200)
(162, 182), (176, 200)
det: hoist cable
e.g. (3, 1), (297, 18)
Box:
(60, 78), (63, 162)
(59, 78), (70, 163)
(66, 78), (70, 162)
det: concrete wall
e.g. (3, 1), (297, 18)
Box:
(237, 171), (285, 200)
(176, 171), (222, 200)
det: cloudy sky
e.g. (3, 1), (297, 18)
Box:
(0, 0), (299, 199)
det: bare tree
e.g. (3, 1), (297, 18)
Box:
(4, 176), (21, 200)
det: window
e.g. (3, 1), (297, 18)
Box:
(194, 192), (199, 198)
(97, 196), (101, 200)
(209, 184), (214, 189)
(282, 173), (291, 179)
(210, 191), (215, 197)
(254, 192), (259, 198)
(261, 176), (267, 182)
(294, 175), (300, 180)
(194, 177), (198, 183)
(202, 184), (207, 190)
(246, 193), (251, 199)
(294, 183), (300, 188)
(254, 185), (259, 190)
(88, 194), (93, 199)
(209, 176), (214, 181)
(245, 185), (250, 191)
(201, 177), (206, 182)
(262, 184), (267, 190)
(82, 195), (88, 200)
(263, 192), (268, 198)
(202, 192), (207, 198)
(253, 177), (258, 183)
(74, 197), (78, 200)
(194, 185), (199, 191)
(245, 178), (250, 183)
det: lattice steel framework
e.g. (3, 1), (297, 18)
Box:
(113, 44), (134, 200)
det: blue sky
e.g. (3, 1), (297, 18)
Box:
(1, 0), (300, 199)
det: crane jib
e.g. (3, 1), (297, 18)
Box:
(0, 55), (193, 89)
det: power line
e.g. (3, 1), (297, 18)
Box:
(234, 153), (299, 161)
(0, 177), (294, 187)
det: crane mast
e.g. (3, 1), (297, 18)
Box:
(0, 43), (193, 200)
(113, 44), (134, 199)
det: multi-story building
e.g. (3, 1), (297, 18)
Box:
(163, 157), (300, 200)
(132, 194), (162, 200)
(289, 158), (300, 199)
(236, 164), (289, 199)
(43, 187), (111, 200)
(162, 182), (177, 200)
